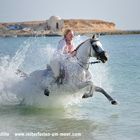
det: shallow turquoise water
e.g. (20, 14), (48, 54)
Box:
(0, 35), (140, 140)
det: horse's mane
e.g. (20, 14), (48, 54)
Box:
(73, 34), (98, 52)
(74, 39), (89, 52)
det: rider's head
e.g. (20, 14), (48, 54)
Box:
(64, 29), (74, 42)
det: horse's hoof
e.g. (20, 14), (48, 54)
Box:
(111, 100), (117, 105)
(82, 94), (87, 98)
(44, 89), (50, 96)
(82, 93), (93, 98)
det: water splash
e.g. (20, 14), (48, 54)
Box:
(0, 39), (31, 105)
(0, 36), (112, 108)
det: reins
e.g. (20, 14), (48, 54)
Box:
(76, 55), (101, 70)
(73, 39), (101, 70)
(72, 39), (88, 53)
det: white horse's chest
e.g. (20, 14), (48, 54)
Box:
(63, 59), (91, 83)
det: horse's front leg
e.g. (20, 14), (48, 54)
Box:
(95, 86), (118, 105)
(76, 81), (94, 98)
(82, 85), (94, 98)
(77, 81), (118, 105)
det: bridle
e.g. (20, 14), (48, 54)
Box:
(90, 39), (106, 59)
(74, 39), (103, 70)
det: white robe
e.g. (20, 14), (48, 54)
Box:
(50, 39), (71, 78)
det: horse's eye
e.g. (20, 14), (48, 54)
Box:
(93, 45), (98, 50)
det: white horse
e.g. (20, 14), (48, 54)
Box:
(23, 35), (117, 105)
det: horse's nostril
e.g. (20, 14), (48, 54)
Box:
(103, 60), (106, 63)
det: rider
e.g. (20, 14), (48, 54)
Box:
(44, 29), (76, 96)
(50, 29), (76, 83)
(57, 29), (76, 55)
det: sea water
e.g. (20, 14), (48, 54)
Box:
(0, 34), (140, 140)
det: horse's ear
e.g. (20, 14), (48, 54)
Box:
(92, 33), (100, 40)
(97, 33), (100, 38)
(92, 34), (98, 40)
(92, 34), (96, 39)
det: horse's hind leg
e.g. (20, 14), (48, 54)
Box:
(95, 86), (118, 105)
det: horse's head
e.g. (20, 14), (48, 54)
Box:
(90, 35), (108, 63)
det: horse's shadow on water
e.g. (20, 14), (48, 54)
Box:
(0, 105), (102, 139)
(0, 101), (119, 140)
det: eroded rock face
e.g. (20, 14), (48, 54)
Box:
(63, 19), (116, 33)
(0, 18), (116, 36)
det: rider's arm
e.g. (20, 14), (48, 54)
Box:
(57, 39), (66, 53)
(70, 50), (77, 57)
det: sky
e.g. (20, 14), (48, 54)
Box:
(0, 0), (140, 30)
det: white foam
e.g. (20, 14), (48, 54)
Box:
(0, 36), (112, 108)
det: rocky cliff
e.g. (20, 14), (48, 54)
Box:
(63, 19), (116, 34)
(0, 19), (118, 37)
